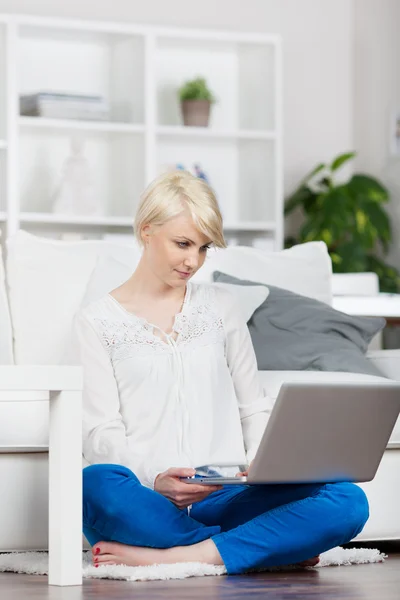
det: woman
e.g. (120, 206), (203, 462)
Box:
(74, 170), (369, 574)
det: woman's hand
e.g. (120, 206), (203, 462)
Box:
(154, 467), (223, 510)
(235, 461), (254, 477)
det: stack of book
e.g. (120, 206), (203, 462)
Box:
(19, 92), (110, 121)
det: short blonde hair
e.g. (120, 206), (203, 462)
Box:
(134, 170), (226, 248)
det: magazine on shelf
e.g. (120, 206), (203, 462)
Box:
(20, 92), (110, 120)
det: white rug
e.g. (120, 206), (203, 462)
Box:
(0, 547), (386, 581)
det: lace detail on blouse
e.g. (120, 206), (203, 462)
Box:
(92, 285), (225, 363)
(93, 318), (167, 362)
(174, 303), (224, 349)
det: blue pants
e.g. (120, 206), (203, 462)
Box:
(82, 464), (369, 574)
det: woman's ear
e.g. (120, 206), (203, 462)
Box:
(141, 224), (151, 246)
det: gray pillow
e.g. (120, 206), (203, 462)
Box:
(213, 271), (386, 377)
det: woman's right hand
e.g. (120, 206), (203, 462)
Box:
(154, 467), (223, 510)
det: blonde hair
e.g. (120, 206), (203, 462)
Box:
(134, 170), (226, 249)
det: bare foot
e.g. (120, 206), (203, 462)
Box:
(297, 555), (320, 568)
(91, 539), (224, 568)
(91, 542), (319, 570)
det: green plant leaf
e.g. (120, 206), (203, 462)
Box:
(315, 186), (352, 243)
(366, 255), (400, 293)
(308, 162), (326, 179)
(351, 223), (378, 251)
(355, 209), (367, 233)
(297, 163), (327, 190)
(358, 200), (392, 252)
(319, 185), (350, 220)
(330, 241), (368, 273)
(320, 229), (333, 246)
(285, 153), (395, 283)
(284, 186), (317, 216)
(299, 214), (324, 242)
(330, 252), (342, 266)
(352, 207), (378, 249)
(347, 174), (389, 204)
(303, 191), (320, 214)
(284, 236), (298, 249)
(330, 152), (356, 171)
(178, 77), (216, 103)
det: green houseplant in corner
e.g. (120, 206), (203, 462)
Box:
(178, 76), (216, 127)
(284, 151), (400, 293)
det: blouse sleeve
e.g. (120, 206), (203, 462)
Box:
(72, 309), (162, 489)
(217, 286), (273, 463)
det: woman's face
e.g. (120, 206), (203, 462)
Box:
(142, 213), (212, 288)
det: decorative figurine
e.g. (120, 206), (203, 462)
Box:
(52, 136), (100, 216)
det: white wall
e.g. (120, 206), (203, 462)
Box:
(0, 0), (355, 205)
(354, 0), (400, 268)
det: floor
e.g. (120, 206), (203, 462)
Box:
(1, 543), (399, 600)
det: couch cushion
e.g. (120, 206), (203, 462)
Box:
(6, 230), (141, 364)
(192, 241), (332, 304)
(0, 241), (13, 364)
(213, 271), (385, 377)
(367, 350), (400, 382)
(0, 397), (48, 446)
(259, 370), (400, 445)
(6, 234), (332, 364)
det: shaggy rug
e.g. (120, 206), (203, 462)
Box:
(0, 547), (386, 581)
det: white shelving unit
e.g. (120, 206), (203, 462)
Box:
(0, 14), (283, 249)
(20, 116), (146, 134)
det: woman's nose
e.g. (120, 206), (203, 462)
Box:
(184, 253), (199, 269)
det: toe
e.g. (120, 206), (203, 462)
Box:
(95, 553), (116, 564)
(92, 541), (117, 557)
(92, 542), (102, 557)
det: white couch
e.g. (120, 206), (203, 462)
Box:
(0, 230), (399, 559)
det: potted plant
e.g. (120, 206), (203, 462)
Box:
(284, 151), (400, 293)
(178, 77), (216, 127)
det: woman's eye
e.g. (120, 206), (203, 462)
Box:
(176, 241), (211, 251)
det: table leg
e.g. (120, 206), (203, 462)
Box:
(48, 390), (82, 586)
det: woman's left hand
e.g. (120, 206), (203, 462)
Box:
(235, 460), (253, 477)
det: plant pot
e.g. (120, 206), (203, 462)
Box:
(181, 100), (211, 127)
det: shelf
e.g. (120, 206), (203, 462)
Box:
(19, 213), (135, 227)
(223, 221), (276, 232)
(19, 120), (273, 140)
(0, 445), (48, 454)
(0, 140), (6, 149)
(156, 126), (276, 141)
(19, 213), (275, 232)
(19, 117), (145, 134)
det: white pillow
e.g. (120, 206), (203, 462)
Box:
(192, 241), (333, 305)
(213, 282), (269, 323)
(6, 230), (141, 364)
(0, 242), (14, 364)
(81, 254), (269, 323)
(81, 254), (137, 307)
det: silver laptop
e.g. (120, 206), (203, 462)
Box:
(181, 381), (400, 486)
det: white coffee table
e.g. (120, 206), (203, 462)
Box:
(332, 293), (400, 325)
(0, 366), (83, 587)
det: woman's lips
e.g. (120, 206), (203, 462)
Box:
(176, 269), (191, 278)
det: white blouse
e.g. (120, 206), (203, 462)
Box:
(72, 281), (271, 489)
